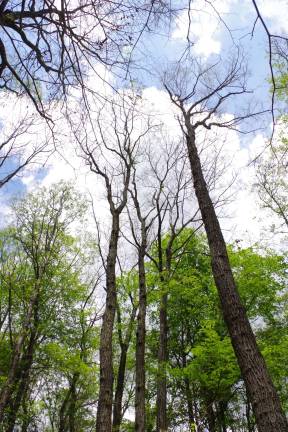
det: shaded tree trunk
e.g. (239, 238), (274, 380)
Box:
(217, 401), (227, 432)
(184, 120), (288, 432)
(68, 373), (79, 432)
(206, 401), (216, 432)
(184, 377), (195, 427)
(96, 214), (120, 432)
(156, 292), (168, 432)
(135, 237), (147, 432)
(112, 343), (128, 432)
(59, 388), (71, 432)
(6, 327), (38, 432)
(112, 297), (137, 431)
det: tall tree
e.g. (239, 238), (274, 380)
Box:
(164, 56), (288, 432)
(76, 95), (152, 431)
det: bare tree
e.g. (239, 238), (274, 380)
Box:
(164, 55), (288, 432)
(126, 165), (158, 431)
(75, 95), (153, 431)
(143, 137), (201, 432)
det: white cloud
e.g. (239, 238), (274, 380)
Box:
(171, 0), (239, 57)
(257, 0), (288, 34)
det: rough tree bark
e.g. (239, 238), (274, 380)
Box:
(184, 119), (288, 432)
(135, 225), (147, 432)
(96, 213), (120, 432)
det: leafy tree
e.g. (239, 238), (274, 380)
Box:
(0, 183), (100, 431)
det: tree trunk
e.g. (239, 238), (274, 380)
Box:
(96, 214), (120, 432)
(217, 401), (227, 432)
(6, 327), (37, 432)
(68, 373), (79, 432)
(59, 387), (71, 432)
(135, 240), (147, 432)
(184, 377), (195, 428)
(112, 298), (137, 431)
(112, 343), (128, 432)
(184, 121), (288, 432)
(156, 292), (168, 432)
(206, 401), (216, 432)
(21, 394), (30, 432)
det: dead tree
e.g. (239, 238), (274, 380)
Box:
(164, 55), (288, 432)
(76, 95), (152, 431)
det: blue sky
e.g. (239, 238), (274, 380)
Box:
(0, 0), (287, 245)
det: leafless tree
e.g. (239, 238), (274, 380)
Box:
(164, 54), (288, 432)
(74, 94), (153, 431)
(125, 164), (158, 431)
(141, 137), (201, 432)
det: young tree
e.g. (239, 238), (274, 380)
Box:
(164, 56), (288, 432)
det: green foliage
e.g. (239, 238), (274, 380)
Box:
(0, 183), (99, 431)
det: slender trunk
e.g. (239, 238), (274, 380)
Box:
(217, 401), (227, 432)
(68, 373), (79, 432)
(135, 239), (147, 432)
(182, 349), (195, 428)
(185, 122), (288, 432)
(206, 401), (216, 432)
(156, 292), (168, 432)
(156, 238), (173, 432)
(112, 343), (128, 432)
(184, 377), (195, 427)
(22, 394), (29, 432)
(96, 214), (120, 432)
(113, 302), (137, 431)
(59, 388), (71, 432)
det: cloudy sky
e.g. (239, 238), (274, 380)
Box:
(0, 0), (287, 249)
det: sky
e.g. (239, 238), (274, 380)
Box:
(0, 0), (287, 249)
